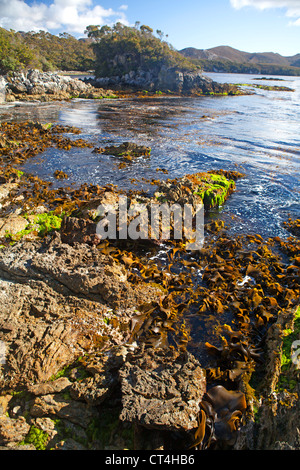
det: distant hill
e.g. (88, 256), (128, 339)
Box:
(180, 45), (298, 66)
(180, 46), (300, 76)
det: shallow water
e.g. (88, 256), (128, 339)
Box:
(1, 72), (299, 239)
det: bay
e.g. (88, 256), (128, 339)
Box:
(1, 71), (299, 239)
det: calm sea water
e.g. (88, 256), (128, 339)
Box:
(1, 72), (299, 239)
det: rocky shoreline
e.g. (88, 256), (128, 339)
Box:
(0, 70), (117, 103)
(0, 122), (299, 451)
(0, 68), (245, 105)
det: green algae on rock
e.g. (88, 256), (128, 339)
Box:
(2, 211), (66, 242)
(155, 170), (241, 210)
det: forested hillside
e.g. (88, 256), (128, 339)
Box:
(0, 27), (95, 74)
(86, 22), (198, 78)
(2, 23), (299, 78)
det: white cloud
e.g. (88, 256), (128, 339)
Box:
(0, 0), (129, 35)
(230, 0), (300, 25)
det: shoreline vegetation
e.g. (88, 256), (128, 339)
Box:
(0, 22), (299, 451)
(1, 24), (300, 78)
(0, 23), (297, 103)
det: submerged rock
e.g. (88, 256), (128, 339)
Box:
(97, 142), (151, 159)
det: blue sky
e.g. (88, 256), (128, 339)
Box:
(0, 0), (300, 56)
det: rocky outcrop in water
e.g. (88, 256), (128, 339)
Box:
(0, 67), (241, 100)
(86, 66), (240, 95)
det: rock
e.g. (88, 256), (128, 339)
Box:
(70, 374), (115, 406)
(28, 377), (72, 396)
(119, 348), (206, 432)
(0, 443), (36, 450)
(87, 65), (240, 95)
(60, 216), (100, 245)
(0, 416), (30, 445)
(53, 438), (87, 450)
(69, 346), (128, 405)
(0, 76), (6, 103)
(33, 417), (58, 440)
(0, 235), (161, 389)
(0, 396), (12, 416)
(0, 183), (17, 201)
(4, 69), (116, 102)
(0, 215), (28, 238)
(30, 393), (98, 428)
(100, 142), (151, 158)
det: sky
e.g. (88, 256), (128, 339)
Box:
(0, 0), (300, 56)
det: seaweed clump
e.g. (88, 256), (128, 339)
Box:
(0, 121), (93, 167)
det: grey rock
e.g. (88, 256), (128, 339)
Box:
(4, 69), (93, 99)
(87, 65), (239, 95)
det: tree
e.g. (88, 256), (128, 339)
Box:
(140, 25), (153, 35)
(90, 22), (197, 78)
(156, 30), (164, 41)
